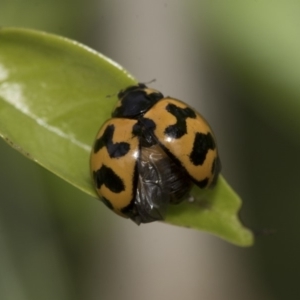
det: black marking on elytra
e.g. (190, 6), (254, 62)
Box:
(159, 141), (210, 189)
(94, 124), (130, 158)
(210, 157), (221, 187)
(211, 157), (217, 175)
(132, 117), (157, 147)
(93, 165), (125, 193)
(196, 178), (209, 188)
(189, 132), (216, 166)
(164, 103), (196, 139)
(113, 85), (163, 118)
(102, 197), (114, 210)
(211, 156), (221, 175)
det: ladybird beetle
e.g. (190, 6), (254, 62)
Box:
(90, 83), (221, 224)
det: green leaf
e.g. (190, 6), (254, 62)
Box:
(166, 176), (253, 246)
(0, 27), (136, 195)
(0, 28), (253, 246)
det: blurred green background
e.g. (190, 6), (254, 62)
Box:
(1, 0), (300, 299)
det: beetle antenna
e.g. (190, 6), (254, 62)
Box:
(142, 79), (156, 85)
